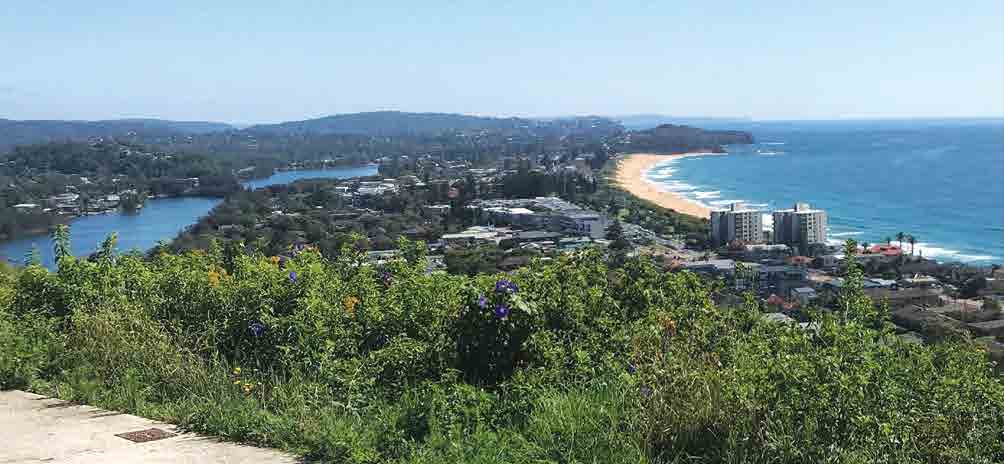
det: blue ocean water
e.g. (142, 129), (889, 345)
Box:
(645, 119), (1004, 263)
(0, 165), (378, 268)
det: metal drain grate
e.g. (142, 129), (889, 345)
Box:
(115, 428), (176, 443)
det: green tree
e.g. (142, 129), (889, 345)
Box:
(396, 236), (427, 269)
(606, 220), (629, 251)
(961, 276), (988, 299)
(52, 224), (71, 265)
(23, 245), (41, 267)
(839, 239), (887, 328)
(94, 233), (118, 265)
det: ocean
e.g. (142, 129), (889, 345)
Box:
(644, 119), (1004, 264)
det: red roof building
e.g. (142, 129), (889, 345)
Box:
(787, 255), (814, 267)
(868, 244), (903, 257)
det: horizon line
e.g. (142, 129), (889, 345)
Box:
(3, 112), (1003, 127)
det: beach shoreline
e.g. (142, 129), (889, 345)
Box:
(613, 152), (719, 219)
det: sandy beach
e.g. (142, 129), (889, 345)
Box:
(613, 153), (714, 219)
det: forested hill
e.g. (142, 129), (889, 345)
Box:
(246, 111), (624, 137)
(0, 113), (753, 160)
(616, 114), (753, 130)
(618, 123), (755, 153)
(0, 141), (243, 200)
(0, 118), (233, 152)
(1, 141), (229, 179)
(247, 111), (521, 135)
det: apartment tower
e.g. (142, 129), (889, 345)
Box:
(710, 202), (764, 247)
(772, 202), (828, 253)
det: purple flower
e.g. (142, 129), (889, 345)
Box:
(477, 294), (488, 309)
(494, 303), (510, 319)
(627, 363), (637, 375)
(494, 279), (518, 295)
(288, 271), (298, 282)
(248, 322), (265, 337)
(279, 256), (288, 268)
(381, 272), (393, 287)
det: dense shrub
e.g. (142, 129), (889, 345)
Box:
(0, 237), (1001, 463)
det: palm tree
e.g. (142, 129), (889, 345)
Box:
(908, 235), (917, 256)
(896, 232), (905, 249)
(885, 236), (892, 245)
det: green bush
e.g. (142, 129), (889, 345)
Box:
(0, 237), (1001, 463)
(0, 309), (61, 390)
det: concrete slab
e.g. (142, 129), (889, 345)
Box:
(0, 390), (299, 463)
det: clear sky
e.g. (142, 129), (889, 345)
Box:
(2, 1), (1003, 123)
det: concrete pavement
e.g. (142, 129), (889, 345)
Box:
(0, 390), (298, 463)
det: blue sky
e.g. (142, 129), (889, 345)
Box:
(2, 1), (1002, 123)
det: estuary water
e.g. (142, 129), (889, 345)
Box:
(645, 119), (1004, 263)
(0, 165), (378, 268)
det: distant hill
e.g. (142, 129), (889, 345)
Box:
(246, 111), (536, 136)
(618, 124), (754, 153)
(616, 114), (753, 131)
(0, 118), (233, 152)
(104, 119), (233, 134)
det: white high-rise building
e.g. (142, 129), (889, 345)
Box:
(772, 202), (827, 253)
(710, 202), (764, 247)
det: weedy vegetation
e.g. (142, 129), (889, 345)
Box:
(1, 229), (1001, 463)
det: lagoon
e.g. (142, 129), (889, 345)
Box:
(0, 165), (378, 268)
(242, 165), (379, 190)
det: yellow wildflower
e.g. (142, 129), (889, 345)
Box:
(270, 256), (281, 266)
(343, 296), (359, 315)
(660, 316), (677, 338)
(208, 270), (221, 287)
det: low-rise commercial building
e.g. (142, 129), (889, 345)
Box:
(683, 259), (737, 276)
(865, 287), (943, 309)
(555, 211), (608, 239)
(481, 207), (547, 228)
(440, 226), (512, 248)
(469, 196), (610, 239)
(422, 204), (451, 216)
(727, 243), (792, 261)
